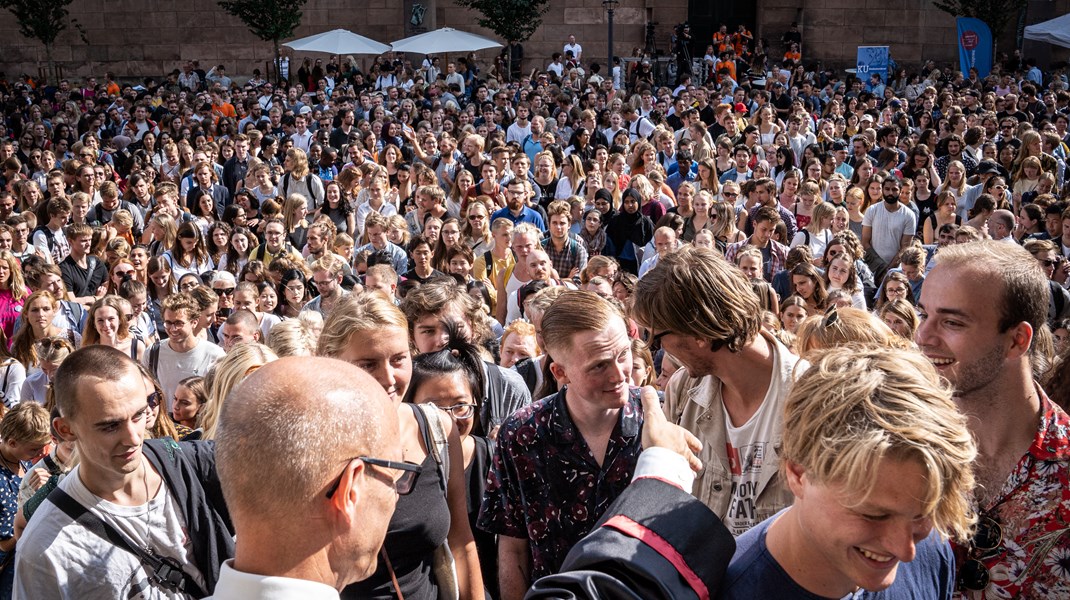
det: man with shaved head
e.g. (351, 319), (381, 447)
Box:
(210, 356), (416, 595)
(15, 346), (234, 598)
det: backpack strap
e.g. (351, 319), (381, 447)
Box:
(483, 250), (494, 279)
(0, 360), (12, 408)
(148, 340), (161, 378)
(305, 175), (320, 208)
(411, 403), (449, 494)
(48, 487), (204, 597)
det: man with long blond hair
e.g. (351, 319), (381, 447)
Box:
(721, 345), (976, 598)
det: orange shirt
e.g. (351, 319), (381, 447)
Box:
(716, 60), (736, 83)
(713, 32), (730, 54)
(732, 29), (751, 55)
(784, 51), (801, 63)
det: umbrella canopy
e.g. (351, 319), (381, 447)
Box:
(283, 29), (391, 56)
(1024, 13), (1070, 49)
(389, 27), (502, 55)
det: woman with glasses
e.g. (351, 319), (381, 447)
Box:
(106, 259), (136, 296)
(402, 321), (497, 599)
(709, 199), (747, 253)
(275, 269), (308, 320)
(81, 295), (144, 361)
(318, 293), (485, 600)
(18, 336), (71, 404)
(461, 200), (492, 256)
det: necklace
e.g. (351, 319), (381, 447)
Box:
(0, 446), (19, 474)
(139, 457), (158, 554)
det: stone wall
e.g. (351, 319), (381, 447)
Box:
(0, 0), (1064, 84)
(0, 0), (686, 84)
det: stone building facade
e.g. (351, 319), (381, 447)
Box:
(0, 0), (1065, 84)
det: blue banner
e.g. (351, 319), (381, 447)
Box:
(856, 46), (889, 83)
(957, 17), (993, 78)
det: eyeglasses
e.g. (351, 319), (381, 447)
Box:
(723, 192), (738, 198)
(958, 514), (1002, 590)
(436, 403), (477, 420)
(214, 287), (235, 296)
(649, 330), (671, 346)
(147, 391), (161, 410)
(468, 214), (486, 221)
(163, 320), (188, 329)
(1040, 258), (1059, 268)
(325, 456), (422, 498)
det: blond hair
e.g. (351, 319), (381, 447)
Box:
(794, 307), (907, 359)
(201, 343), (278, 440)
(317, 292), (409, 358)
(781, 345), (977, 542)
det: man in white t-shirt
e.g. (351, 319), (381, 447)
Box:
(496, 224), (539, 325)
(563, 35), (582, 63)
(147, 293), (225, 410)
(632, 246), (803, 535)
(861, 176), (917, 276)
(15, 346), (233, 599)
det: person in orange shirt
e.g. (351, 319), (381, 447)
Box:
(210, 90), (237, 126)
(784, 42), (802, 64)
(732, 25), (752, 57)
(713, 24), (731, 55)
(716, 50), (737, 85)
(105, 72), (120, 97)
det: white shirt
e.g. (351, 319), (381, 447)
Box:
(148, 338), (225, 410)
(862, 202), (917, 264)
(564, 42), (582, 61)
(15, 460), (205, 600)
(206, 560), (340, 600)
(291, 129), (314, 153)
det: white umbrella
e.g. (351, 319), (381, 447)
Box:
(389, 27), (502, 55)
(284, 28), (391, 55)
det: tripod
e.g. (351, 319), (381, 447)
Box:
(645, 22), (659, 56)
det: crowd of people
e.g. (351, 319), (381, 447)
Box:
(0, 22), (1063, 600)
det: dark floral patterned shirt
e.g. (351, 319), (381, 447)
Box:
(477, 386), (643, 579)
(953, 392), (1070, 599)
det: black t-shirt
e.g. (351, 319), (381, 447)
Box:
(60, 254), (108, 298)
(403, 268), (448, 285)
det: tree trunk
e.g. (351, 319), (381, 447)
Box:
(45, 42), (55, 85)
(273, 38), (281, 83)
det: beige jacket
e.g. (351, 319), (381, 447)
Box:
(663, 333), (803, 526)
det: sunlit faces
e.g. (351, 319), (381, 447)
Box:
(335, 325), (412, 404)
(781, 457), (935, 597)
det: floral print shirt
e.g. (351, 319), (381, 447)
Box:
(954, 394), (1070, 599)
(477, 387), (643, 579)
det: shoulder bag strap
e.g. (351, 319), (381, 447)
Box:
(412, 403), (449, 493)
(48, 488), (203, 598)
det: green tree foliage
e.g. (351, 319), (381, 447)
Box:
(454, 0), (551, 44)
(218, 0), (307, 82)
(0, 0), (76, 83)
(931, 0), (1029, 41)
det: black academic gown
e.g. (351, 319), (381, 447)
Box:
(526, 477), (735, 600)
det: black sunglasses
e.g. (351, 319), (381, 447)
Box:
(214, 287), (235, 296)
(325, 456), (422, 498)
(649, 330), (671, 346)
(147, 390), (161, 410)
(958, 514), (1002, 591)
